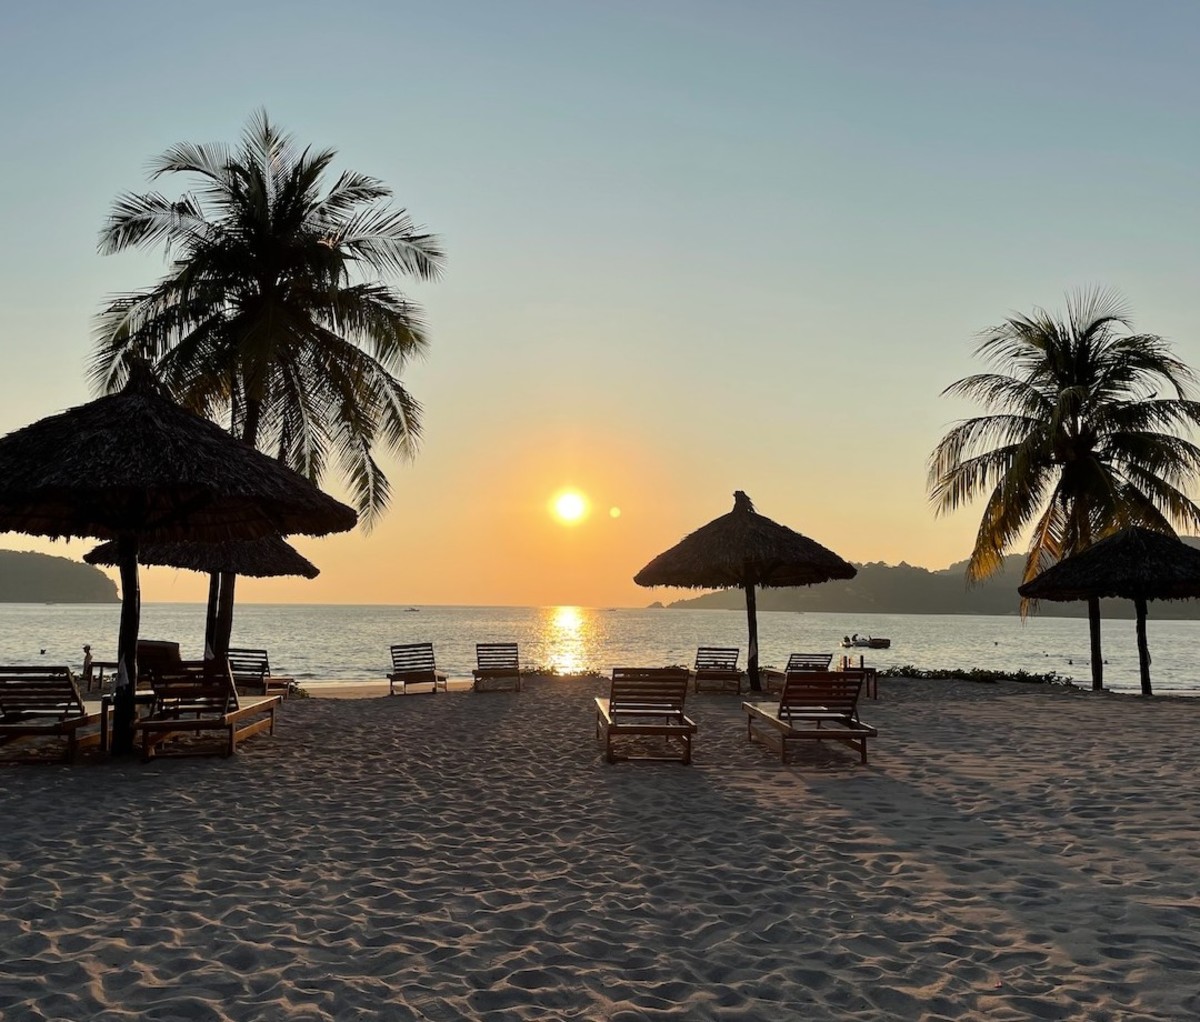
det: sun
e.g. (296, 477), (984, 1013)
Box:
(551, 489), (588, 525)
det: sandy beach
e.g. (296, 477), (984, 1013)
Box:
(2, 676), (1198, 1020)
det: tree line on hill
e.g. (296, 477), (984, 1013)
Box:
(656, 542), (1200, 619)
(0, 551), (118, 603)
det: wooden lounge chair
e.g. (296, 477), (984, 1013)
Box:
(136, 639), (182, 683)
(0, 665), (101, 763)
(764, 652), (834, 693)
(387, 642), (447, 695)
(595, 667), (696, 764)
(692, 646), (743, 694)
(473, 643), (522, 692)
(227, 648), (295, 698)
(134, 660), (281, 761)
(742, 670), (877, 764)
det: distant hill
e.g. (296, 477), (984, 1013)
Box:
(0, 550), (119, 603)
(659, 540), (1200, 620)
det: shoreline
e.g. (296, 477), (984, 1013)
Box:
(298, 673), (1200, 699)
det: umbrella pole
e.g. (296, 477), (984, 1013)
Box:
(744, 583), (761, 693)
(214, 569), (237, 661)
(1087, 596), (1104, 691)
(112, 533), (141, 756)
(204, 572), (221, 657)
(1134, 597), (1152, 696)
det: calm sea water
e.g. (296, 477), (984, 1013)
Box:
(0, 603), (1197, 695)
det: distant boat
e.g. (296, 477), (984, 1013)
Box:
(404, 607), (420, 612)
(841, 634), (891, 649)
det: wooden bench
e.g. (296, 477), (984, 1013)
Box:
(227, 648), (295, 698)
(473, 643), (522, 692)
(693, 646), (743, 694)
(595, 667), (697, 764)
(742, 671), (877, 764)
(388, 642), (447, 695)
(0, 665), (102, 763)
(134, 660), (281, 761)
(763, 652), (834, 693)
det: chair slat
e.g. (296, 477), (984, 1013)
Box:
(785, 653), (833, 672)
(694, 647), (739, 671)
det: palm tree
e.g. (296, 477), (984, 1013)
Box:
(92, 110), (445, 655)
(928, 289), (1200, 689)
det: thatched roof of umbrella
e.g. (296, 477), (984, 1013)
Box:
(0, 363), (355, 753)
(634, 491), (857, 589)
(0, 364), (356, 542)
(84, 536), (320, 579)
(635, 491), (856, 691)
(1018, 526), (1200, 696)
(1017, 527), (1200, 602)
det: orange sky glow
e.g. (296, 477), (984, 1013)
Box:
(2, 5), (1197, 607)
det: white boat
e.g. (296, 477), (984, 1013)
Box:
(841, 634), (891, 649)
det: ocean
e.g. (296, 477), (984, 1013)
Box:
(0, 603), (1196, 695)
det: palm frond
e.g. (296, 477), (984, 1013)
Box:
(931, 289), (1200, 587)
(94, 110), (443, 529)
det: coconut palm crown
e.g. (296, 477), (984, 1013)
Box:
(929, 290), (1200, 593)
(91, 109), (445, 525)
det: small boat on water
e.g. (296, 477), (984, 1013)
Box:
(841, 633), (891, 649)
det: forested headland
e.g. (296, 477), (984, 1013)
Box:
(0, 550), (119, 603)
(656, 544), (1200, 619)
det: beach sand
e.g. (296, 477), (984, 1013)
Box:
(2, 676), (1198, 1020)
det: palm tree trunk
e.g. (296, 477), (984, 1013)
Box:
(1134, 597), (1152, 696)
(1087, 596), (1104, 690)
(112, 533), (141, 756)
(210, 393), (260, 665)
(744, 582), (761, 693)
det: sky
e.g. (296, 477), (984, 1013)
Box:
(1, 1), (1198, 607)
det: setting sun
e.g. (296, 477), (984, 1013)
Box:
(551, 489), (588, 524)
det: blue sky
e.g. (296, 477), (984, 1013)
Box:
(1, 1), (1198, 605)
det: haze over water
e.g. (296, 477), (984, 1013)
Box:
(2, 603), (1196, 696)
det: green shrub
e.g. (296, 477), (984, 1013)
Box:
(879, 665), (1073, 686)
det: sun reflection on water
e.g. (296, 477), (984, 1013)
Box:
(545, 605), (588, 675)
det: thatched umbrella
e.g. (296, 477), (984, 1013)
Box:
(634, 491), (857, 691)
(0, 365), (356, 752)
(84, 536), (319, 652)
(1018, 526), (1200, 696)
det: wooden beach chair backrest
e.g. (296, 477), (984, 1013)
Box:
(136, 639), (183, 681)
(695, 647), (739, 673)
(227, 648), (274, 682)
(476, 643), (519, 672)
(0, 665), (86, 722)
(390, 642), (438, 674)
(785, 652), (833, 672)
(149, 660), (240, 717)
(778, 671), (863, 721)
(608, 667), (691, 720)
